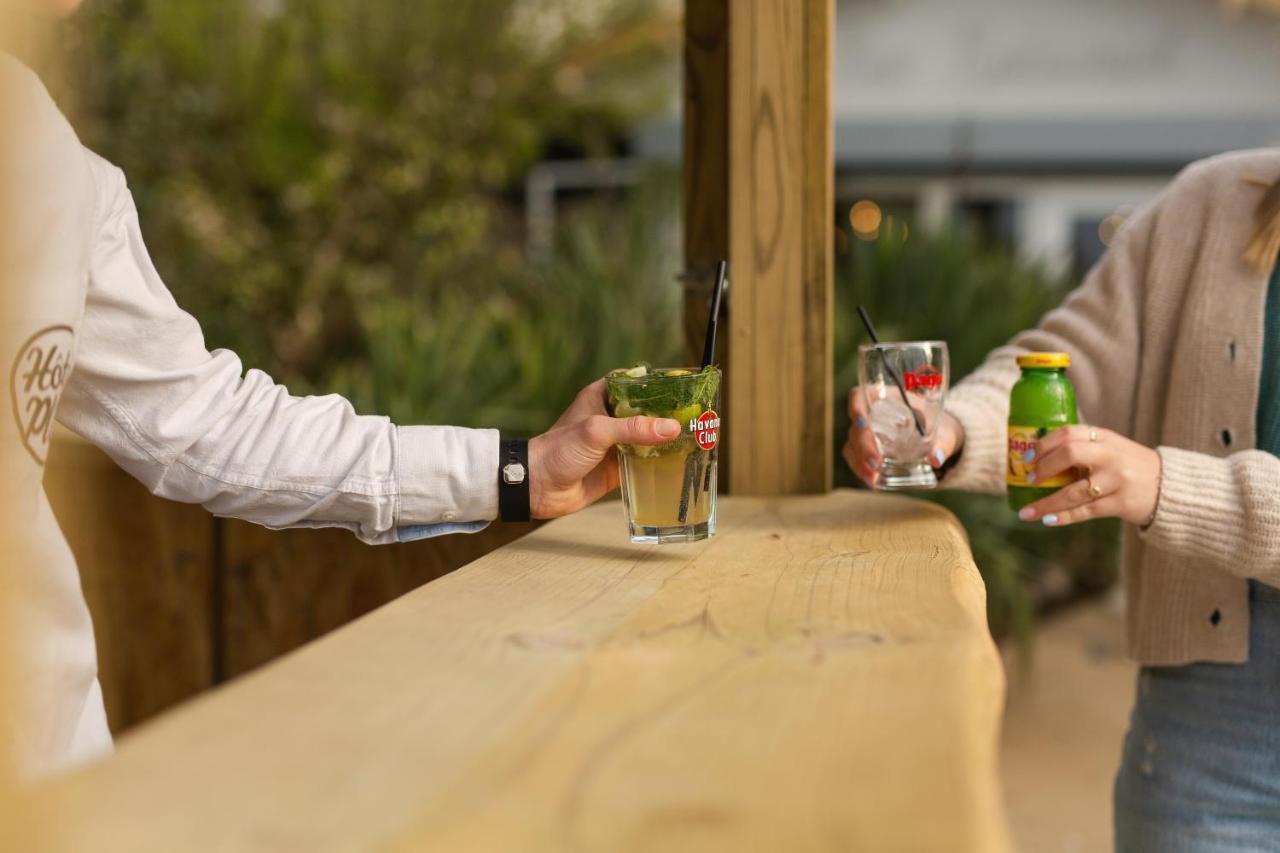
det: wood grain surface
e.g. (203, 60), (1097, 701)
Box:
(21, 491), (1011, 853)
(221, 517), (537, 679)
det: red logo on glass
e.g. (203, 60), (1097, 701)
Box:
(694, 410), (720, 451)
(903, 364), (943, 392)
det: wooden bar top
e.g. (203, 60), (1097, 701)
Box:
(19, 490), (1011, 852)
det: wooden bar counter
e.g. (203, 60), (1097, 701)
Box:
(19, 490), (1011, 852)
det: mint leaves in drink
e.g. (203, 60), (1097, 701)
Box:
(606, 365), (721, 420)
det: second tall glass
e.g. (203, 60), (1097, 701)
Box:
(858, 341), (949, 489)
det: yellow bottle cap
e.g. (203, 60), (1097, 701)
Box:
(1016, 352), (1070, 368)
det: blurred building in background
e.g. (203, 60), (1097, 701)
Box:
(629, 0), (1280, 276)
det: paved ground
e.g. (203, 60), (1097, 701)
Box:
(1000, 595), (1137, 853)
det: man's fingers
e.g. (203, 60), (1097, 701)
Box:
(585, 414), (680, 448)
(553, 378), (610, 429)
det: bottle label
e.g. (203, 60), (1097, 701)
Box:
(1008, 425), (1073, 488)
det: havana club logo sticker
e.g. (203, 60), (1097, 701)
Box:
(692, 409), (720, 451)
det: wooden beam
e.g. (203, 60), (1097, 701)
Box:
(682, 0), (732, 484)
(685, 0), (834, 496)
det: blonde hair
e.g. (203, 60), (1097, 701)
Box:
(1245, 175), (1280, 274)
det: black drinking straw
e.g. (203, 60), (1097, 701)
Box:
(857, 305), (926, 437)
(680, 260), (728, 522)
(701, 260), (728, 368)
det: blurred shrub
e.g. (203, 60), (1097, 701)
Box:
(334, 174), (683, 431)
(834, 223), (1121, 642)
(60, 0), (677, 416)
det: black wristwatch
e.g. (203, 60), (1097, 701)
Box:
(498, 436), (531, 522)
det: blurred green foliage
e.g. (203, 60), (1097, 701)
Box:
(835, 223), (1120, 642)
(61, 0), (678, 425)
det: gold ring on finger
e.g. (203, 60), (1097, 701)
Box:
(1087, 478), (1103, 500)
(1089, 427), (1099, 443)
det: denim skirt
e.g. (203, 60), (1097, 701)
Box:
(1114, 580), (1280, 852)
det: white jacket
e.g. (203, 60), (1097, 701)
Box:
(0, 56), (498, 778)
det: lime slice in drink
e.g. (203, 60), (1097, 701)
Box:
(671, 403), (702, 428)
(612, 400), (642, 418)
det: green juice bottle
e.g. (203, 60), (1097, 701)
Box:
(1008, 352), (1078, 512)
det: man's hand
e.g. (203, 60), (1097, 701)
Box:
(527, 378), (680, 519)
(842, 385), (964, 488)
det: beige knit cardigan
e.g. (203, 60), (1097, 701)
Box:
(944, 148), (1280, 666)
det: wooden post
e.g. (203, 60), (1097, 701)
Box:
(683, 0), (834, 496)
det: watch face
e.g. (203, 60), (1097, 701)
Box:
(502, 462), (527, 485)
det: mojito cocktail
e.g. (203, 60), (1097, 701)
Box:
(607, 365), (721, 544)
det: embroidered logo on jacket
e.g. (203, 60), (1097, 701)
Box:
(9, 325), (74, 465)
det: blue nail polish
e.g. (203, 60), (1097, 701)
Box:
(869, 458), (880, 471)
(1042, 514), (1059, 526)
(933, 448), (946, 467)
(1024, 448), (1036, 462)
(1026, 472), (1037, 484)
(855, 416), (867, 430)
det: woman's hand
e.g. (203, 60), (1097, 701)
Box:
(842, 386), (965, 488)
(1017, 425), (1161, 527)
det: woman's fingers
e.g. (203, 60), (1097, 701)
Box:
(844, 430), (882, 486)
(842, 438), (880, 488)
(848, 386), (869, 420)
(1030, 437), (1105, 484)
(930, 412), (964, 469)
(1018, 475), (1108, 521)
(1038, 496), (1119, 527)
(1036, 424), (1102, 456)
(1017, 426), (1162, 528)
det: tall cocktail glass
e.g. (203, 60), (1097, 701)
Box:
(606, 366), (721, 544)
(858, 341), (949, 489)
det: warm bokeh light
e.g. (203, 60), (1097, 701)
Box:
(849, 200), (882, 240)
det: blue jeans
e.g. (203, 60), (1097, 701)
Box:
(1114, 581), (1280, 852)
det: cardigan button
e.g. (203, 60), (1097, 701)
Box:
(1221, 429), (1233, 448)
(441, 511), (458, 522)
(1210, 608), (1222, 627)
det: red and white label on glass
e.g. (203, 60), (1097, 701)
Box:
(903, 364), (943, 392)
(693, 410), (720, 451)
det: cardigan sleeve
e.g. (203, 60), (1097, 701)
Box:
(940, 199), (1157, 494)
(1140, 446), (1280, 582)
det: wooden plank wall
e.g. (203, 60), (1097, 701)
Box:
(42, 434), (214, 729)
(685, 0), (834, 496)
(43, 433), (535, 732)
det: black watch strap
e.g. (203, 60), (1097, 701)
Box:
(498, 437), (531, 522)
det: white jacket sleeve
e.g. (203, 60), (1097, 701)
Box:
(57, 153), (498, 544)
